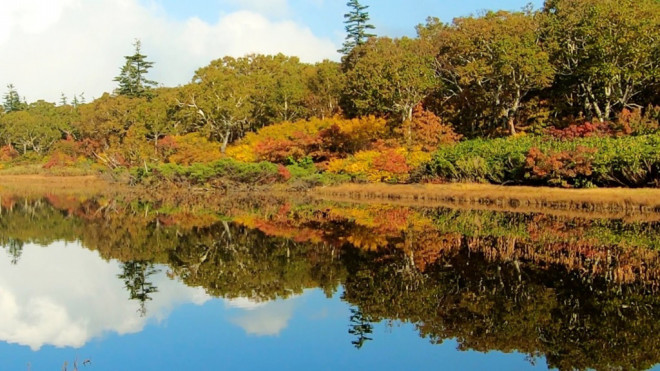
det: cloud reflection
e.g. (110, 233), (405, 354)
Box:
(227, 297), (298, 336)
(0, 241), (209, 350)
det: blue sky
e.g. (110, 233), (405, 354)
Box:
(150, 0), (544, 39)
(0, 0), (543, 103)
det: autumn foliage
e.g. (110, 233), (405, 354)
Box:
(165, 133), (224, 165)
(227, 115), (388, 166)
(399, 104), (461, 150)
(0, 145), (19, 162)
(525, 146), (597, 187)
(546, 121), (615, 140)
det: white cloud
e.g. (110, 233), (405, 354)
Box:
(0, 241), (209, 351)
(223, 0), (290, 18)
(225, 297), (269, 311)
(0, 0), (339, 103)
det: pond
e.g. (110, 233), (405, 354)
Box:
(1, 188), (660, 370)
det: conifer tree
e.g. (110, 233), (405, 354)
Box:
(338, 0), (376, 55)
(2, 84), (24, 112)
(114, 39), (157, 98)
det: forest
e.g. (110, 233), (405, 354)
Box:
(0, 0), (659, 188)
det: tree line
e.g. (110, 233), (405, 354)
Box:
(0, 0), (658, 174)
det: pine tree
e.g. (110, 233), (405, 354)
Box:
(338, 0), (376, 55)
(114, 39), (157, 98)
(2, 84), (25, 112)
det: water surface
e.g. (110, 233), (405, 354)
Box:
(1, 191), (660, 370)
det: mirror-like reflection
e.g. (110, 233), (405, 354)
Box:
(0, 241), (208, 351)
(1, 191), (660, 370)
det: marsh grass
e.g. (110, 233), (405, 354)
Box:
(313, 183), (660, 222)
(0, 164), (100, 176)
(0, 175), (122, 198)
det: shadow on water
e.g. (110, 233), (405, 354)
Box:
(2, 189), (660, 370)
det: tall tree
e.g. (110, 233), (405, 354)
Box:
(542, 0), (660, 121)
(250, 54), (312, 126)
(341, 37), (437, 124)
(114, 40), (158, 99)
(180, 56), (256, 153)
(3, 84), (25, 113)
(304, 60), (345, 118)
(338, 0), (376, 55)
(422, 10), (554, 136)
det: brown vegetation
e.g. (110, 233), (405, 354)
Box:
(312, 183), (660, 221)
(0, 175), (121, 197)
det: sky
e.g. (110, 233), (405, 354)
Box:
(0, 0), (543, 104)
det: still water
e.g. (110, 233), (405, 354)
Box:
(1, 191), (660, 370)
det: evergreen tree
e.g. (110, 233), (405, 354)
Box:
(114, 39), (157, 98)
(338, 0), (376, 55)
(2, 84), (25, 112)
(118, 260), (160, 317)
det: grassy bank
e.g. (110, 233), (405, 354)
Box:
(312, 183), (660, 221)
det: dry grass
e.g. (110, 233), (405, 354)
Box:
(312, 183), (660, 222)
(0, 164), (98, 176)
(0, 175), (124, 197)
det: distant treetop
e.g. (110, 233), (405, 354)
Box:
(339, 0), (376, 55)
(114, 39), (158, 99)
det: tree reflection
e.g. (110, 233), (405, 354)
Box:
(348, 307), (373, 349)
(3, 238), (24, 265)
(118, 260), (160, 316)
(2, 192), (660, 369)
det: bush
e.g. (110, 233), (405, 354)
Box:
(134, 158), (285, 186)
(428, 134), (660, 187)
(525, 146), (597, 187)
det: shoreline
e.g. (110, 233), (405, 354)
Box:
(312, 183), (660, 221)
(2, 174), (660, 220)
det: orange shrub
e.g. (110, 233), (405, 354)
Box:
(399, 105), (461, 150)
(0, 145), (19, 162)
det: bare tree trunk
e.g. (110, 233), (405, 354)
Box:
(584, 83), (604, 122)
(507, 89), (521, 136)
(220, 128), (231, 154)
(507, 116), (517, 136)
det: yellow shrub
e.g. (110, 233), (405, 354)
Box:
(406, 147), (432, 170)
(168, 133), (224, 165)
(226, 144), (257, 163)
(327, 145), (433, 183)
(337, 116), (388, 145)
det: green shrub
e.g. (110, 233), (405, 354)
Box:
(137, 158), (283, 186)
(429, 134), (660, 187)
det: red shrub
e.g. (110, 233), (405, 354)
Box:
(546, 121), (614, 140)
(525, 146), (597, 187)
(277, 164), (291, 181)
